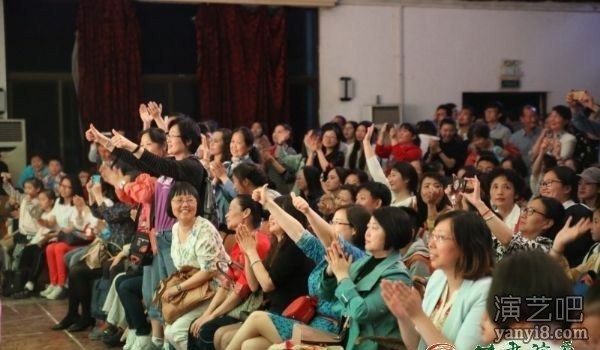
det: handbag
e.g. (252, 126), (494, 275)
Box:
(153, 265), (215, 324)
(81, 238), (122, 269)
(291, 316), (350, 347)
(58, 224), (95, 246)
(216, 260), (265, 321)
(125, 231), (153, 275)
(282, 295), (319, 324)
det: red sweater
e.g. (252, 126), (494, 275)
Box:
(375, 142), (422, 162)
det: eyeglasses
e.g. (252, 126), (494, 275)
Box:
(427, 232), (454, 243)
(521, 207), (547, 218)
(166, 134), (182, 139)
(330, 220), (352, 226)
(540, 179), (561, 188)
(171, 197), (197, 205)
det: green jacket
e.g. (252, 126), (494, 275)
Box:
(319, 252), (411, 350)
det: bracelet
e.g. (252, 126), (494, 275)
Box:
(484, 215), (495, 222)
(250, 260), (262, 268)
(105, 140), (113, 149)
(480, 208), (491, 218)
(132, 144), (141, 154)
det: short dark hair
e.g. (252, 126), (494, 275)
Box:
(358, 181), (392, 207)
(435, 210), (494, 280)
(438, 118), (457, 130)
(346, 169), (369, 184)
(477, 150), (500, 167)
(168, 116), (202, 154)
(468, 123), (490, 140)
(23, 177), (44, 190)
(39, 189), (57, 203)
(232, 163), (268, 188)
(488, 168), (526, 201)
(321, 122), (345, 145)
(400, 123), (420, 146)
(487, 250), (572, 330)
(391, 162), (419, 195)
(139, 127), (166, 146)
(416, 120), (437, 136)
(436, 104), (452, 118)
(338, 184), (358, 202)
(416, 172), (451, 227)
(484, 100), (503, 113)
(166, 181), (200, 219)
(552, 105), (572, 121)
(500, 155), (528, 179)
(371, 206), (414, 251)
(338, 204), (371, 250)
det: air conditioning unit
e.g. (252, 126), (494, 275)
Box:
(0, 119), (27, 181)
(363, 105), (401, 125)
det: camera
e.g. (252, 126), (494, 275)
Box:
(452, 177), (467, 193)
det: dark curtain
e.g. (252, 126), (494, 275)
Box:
(76, 0), (141, 139)
(195, 5), (288, 131)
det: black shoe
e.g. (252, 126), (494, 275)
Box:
(67, 318), (95, 332)
(11, 289), (34, 299)
(52, 316), (78, 331)
(102, 327), (124, 347)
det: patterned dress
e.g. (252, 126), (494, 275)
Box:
(268, 231), (366, 340)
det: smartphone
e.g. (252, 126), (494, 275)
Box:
(92, 175), (101, 184)
(571, 90), (586, 101)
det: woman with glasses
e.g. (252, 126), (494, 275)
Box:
(382, 210), (494, 350)
(228, 188), (412, 350)
(305, 123), (345, 172)
(540, 166), (594, 266)
(463, 176), (566, 261)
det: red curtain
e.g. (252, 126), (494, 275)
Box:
(76, 0), (141, 138)
(195, 5), (288, 131)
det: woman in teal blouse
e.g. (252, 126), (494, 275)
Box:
(382, 210), (494, 350)
(319, 206), (414, 350)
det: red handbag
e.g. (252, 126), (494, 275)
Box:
(281, 295), (318, 324)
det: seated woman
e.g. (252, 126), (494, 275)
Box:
(364, 125), (418, 208)
(550, 207), (599, 282)
(382, 210), (494, 350)
(262, 123), (297, 194)
(305, 123), (345, 172)
(161, 181), (230, 350)
(227, 193), (411, 350)
(375, 123), (422, 165)
(295, 166), (323, 213)
(540, 165), (594, 266)
(43, 175), (90, 300)
(463, 176), (566, 260)
(416, 172), (452, 233)
(52, 174), (135, 332)
(481, 250), (574, 349)
(211, 127), (261, 226)
(187, 194), (271, 350)
(218, 186), (368, 349)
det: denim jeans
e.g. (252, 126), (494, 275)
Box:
(142, 230), (176, 320)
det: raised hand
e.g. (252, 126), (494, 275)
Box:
(139, 103), (153, 124)
(552, 216), (592, 254)
(236, 224), (258, 254)
(147, 101), (163, 121)
(251, 184), (269, 207)
(324, 241), (352, 282)
(87, 124), (110, 145)
(364, 124), (375, 145)
(381, 280), (423, 321)
(462, 176), (483, 206)
(110, 129), (137, 152)
(290, 192), (310, 214)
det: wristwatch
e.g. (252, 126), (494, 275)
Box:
(176, 284), (183, 292)
(118, 180), (127, 190)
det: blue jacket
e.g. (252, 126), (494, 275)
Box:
(320, 252), (411, 350)
(418, 270), (491, 350)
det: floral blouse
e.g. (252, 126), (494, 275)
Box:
(171, 216), (230, 272)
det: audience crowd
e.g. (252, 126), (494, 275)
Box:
(1, 90), (600, 350)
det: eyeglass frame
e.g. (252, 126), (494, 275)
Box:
(427, 231), (455, 243)
(520, 206), (548, 218)
(539, 179), (562, 188)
